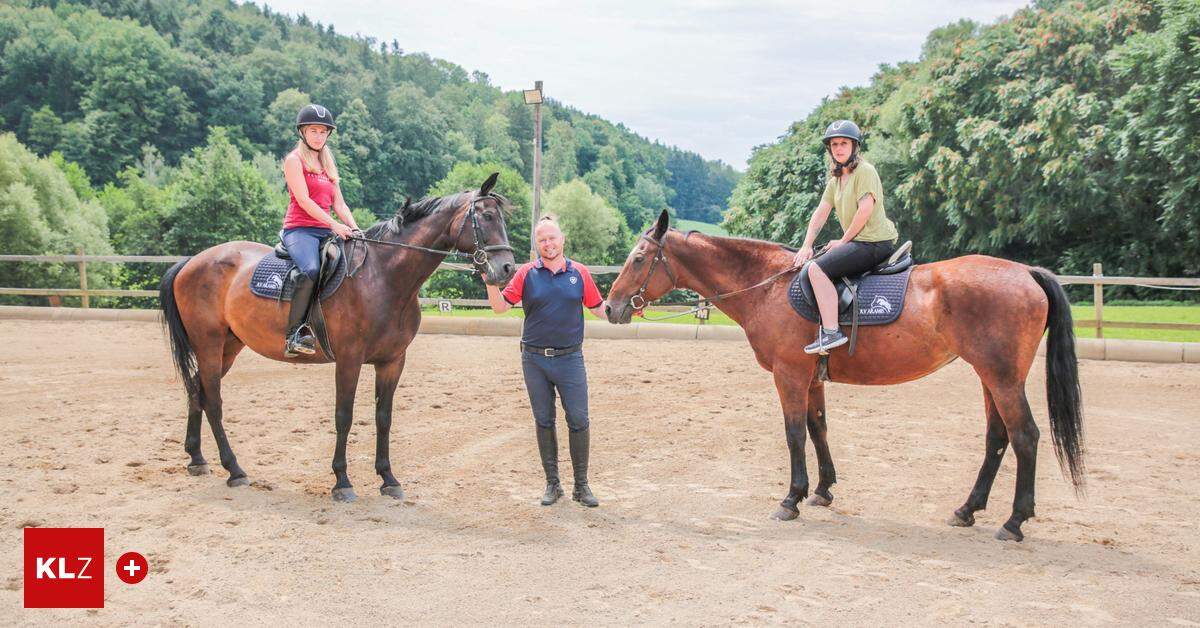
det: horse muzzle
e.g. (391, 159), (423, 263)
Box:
(606, 300), (635, 325)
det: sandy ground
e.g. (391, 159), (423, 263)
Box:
(1, 319), (1198, 626)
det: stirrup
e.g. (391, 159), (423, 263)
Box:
(284, 326), (316, 357)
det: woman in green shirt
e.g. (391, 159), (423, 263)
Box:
(791, 120), (900, 354)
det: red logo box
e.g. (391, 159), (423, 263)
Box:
(24, 528), (105, 608)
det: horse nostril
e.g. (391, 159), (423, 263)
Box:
(502, 262), (514, 275)
(604, 303), (612, 316)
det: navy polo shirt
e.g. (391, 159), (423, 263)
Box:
(501, 258), (603, 348)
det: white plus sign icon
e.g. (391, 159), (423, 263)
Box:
(115, 551), (148, 584)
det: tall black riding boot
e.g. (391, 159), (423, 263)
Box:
(569, 428), (599, 507)
(284, 272), (317, 358)
(536, 425), (563, 505)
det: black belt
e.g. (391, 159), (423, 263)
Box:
(521, 343), (582, 357)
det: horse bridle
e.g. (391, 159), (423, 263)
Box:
(628, 234), (678, 311)
(351, 192), (513, 273)
(453, 193), (514, 268)
(626, 231), (799, 312)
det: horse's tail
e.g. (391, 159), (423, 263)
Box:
(160, 258), (201, 404)
(1029, 267), (1085, 495)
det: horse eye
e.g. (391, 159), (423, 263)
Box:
(483, 213), (494, 221)
(634, 256), (644, 264)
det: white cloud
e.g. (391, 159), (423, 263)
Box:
(260, 0), (1030, 168)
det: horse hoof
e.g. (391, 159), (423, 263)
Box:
(806, 493), (832, 507)
(332, 487), (357, 503)
(379, 485), (405, 500)
(994, 525), (1024, 542)
(187, 463), (210, 476)
(770, 506), (799, 521)
(948, 512), (975, 527)
(226, 476), (249, 488)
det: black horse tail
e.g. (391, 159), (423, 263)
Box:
(160, 258), (201, 404)
(1029, 267), (1085, 495)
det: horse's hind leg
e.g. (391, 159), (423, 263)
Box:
(185, 333), (244, 478)
(805, 380), (836, 507)
(196, 335), (249, 488)
(989, 383), (1039, 541)
(949, 384), (1008, 527)
(184, 393), (209, 475)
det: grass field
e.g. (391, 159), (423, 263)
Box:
(675, 219), (729, 236)
(423, 304), (1200, 343)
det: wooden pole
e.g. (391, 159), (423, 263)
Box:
(77, 247), (89, 309)
(1093, 262), (1103, 339)
(531, 80), (543, 262)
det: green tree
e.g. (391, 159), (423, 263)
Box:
(543, 119), (579, 187)
(544, 179), (622, 264)
(0, 134), (112, 303)
(163, 128), (285, 254)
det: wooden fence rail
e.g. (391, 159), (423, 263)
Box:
(1, 255), (1196, 332)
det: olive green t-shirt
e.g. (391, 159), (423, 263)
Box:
(819, 160), (898, 243)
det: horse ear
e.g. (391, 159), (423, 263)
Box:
(480, 172), (499, 196)
(403, 196), (412, 210)
(651, 209), (670, 240)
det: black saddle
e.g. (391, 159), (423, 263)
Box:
(795, 240), (914, 317)
(249, 234), (351, 359)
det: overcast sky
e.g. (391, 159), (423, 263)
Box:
(260, 0), (1030, 169)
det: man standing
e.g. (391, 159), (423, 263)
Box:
(485, 216), (606, 507)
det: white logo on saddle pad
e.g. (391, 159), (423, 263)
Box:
(264, 273), (283, 290)
(861, 295), (892, 315)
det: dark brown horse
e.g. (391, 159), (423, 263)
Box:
(159, 175), (517, 502)
(605, 211), (1084, 541)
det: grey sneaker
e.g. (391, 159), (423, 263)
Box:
(804, 327), (848, 355)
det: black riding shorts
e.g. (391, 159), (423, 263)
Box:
(812, 240), (897, 280)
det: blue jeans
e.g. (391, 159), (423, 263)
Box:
(282, 226), (332, 281)
(521, 351), (590, 432)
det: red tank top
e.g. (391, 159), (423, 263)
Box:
(283, 161), (336, 229)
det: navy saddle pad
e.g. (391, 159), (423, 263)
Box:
(249, 250), (347, 301)
(787, 266), (914, 326)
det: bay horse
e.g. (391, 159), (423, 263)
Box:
(159, 174), (517, 502)
(605, 210), (1084, 541)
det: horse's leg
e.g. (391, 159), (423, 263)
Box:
(805, 379), (836, 507)
(373, 356), (406, 499)
(196, 336), (249, 487)
(988, 383), (1039, 541)
(949, 385), (1008, 527)
(330, 358), (363, 503)
(184, 393), (208, 475)
(770, 368), (811, 521)
(188, 333), (245, 477)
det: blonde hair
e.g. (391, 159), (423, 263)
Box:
(290, 137), (340, 184)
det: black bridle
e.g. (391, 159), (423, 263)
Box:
(350, 192), (513, 273)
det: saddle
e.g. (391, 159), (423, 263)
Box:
(249, 233), (350, 359)
(788, 240), (916, 358)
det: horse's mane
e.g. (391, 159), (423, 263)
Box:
(677, 229), (796, 255)
(363, 191), (511, 239)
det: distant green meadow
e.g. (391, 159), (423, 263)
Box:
(423, 303), (1200, 343)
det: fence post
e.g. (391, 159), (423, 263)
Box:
(77, 247), (89, 309)
(1092, 262), (1103, 339)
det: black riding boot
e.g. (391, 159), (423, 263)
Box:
(569, 428), (599, 507)
(536, 425), (563, 505)
(284, 272), (317, 358)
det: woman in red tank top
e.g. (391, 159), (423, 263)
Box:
(280, 104), (361, 357)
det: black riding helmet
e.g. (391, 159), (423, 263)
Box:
(296, 104), (336, 131)
(822, 120), (862, 173)
(822, 119), (861, 146)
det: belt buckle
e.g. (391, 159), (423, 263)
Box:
(543, 348), (555, 357)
